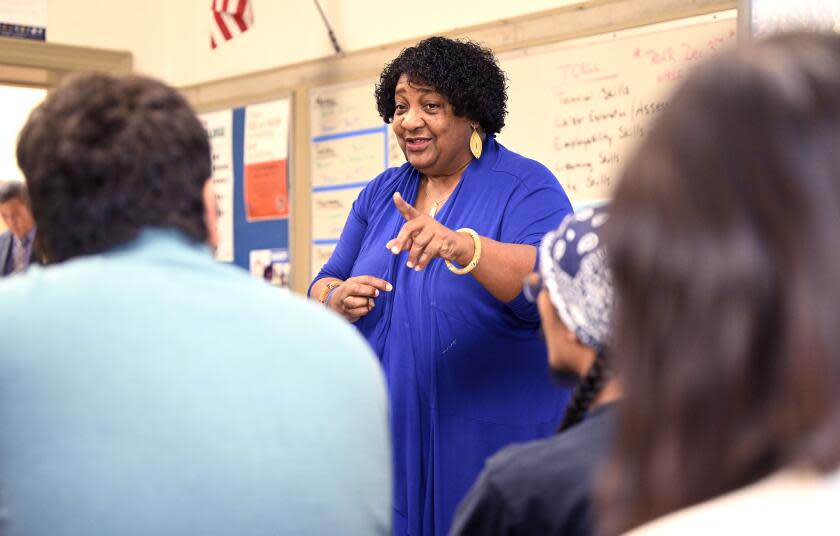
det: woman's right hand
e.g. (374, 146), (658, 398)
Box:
(328, 275), (393, 323)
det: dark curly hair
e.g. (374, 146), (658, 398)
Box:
(16, 73), (211, 263)
(375, 36), (507, 135)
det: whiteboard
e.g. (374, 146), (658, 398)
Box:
(497, 11), (737, 204)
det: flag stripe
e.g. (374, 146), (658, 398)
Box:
(210, 20), (227, 43)
(210, 0), (253, 49)
(213, 11), (233, 40)
(243, 0), (253, 24)
(232, 14), (248, 32)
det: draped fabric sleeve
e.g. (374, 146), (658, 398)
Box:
(498, 162), (573, 322)
(498, 165), (573, 247)
(307, 179), (378, 297)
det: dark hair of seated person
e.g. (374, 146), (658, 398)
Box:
(374, 36), (508, 136)
(598, 32), (840, 535)
(0, 181), (30, 206)
(16, 73), (211, 264)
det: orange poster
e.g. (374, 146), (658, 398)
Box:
(243, 98), (290, 221)
(244, 159), (288, 219)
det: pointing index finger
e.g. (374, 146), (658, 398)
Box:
(393, 192), (420, 221)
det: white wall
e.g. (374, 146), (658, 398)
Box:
(47, 0), (587, 86)
(47, 0), (165, 73)
(751, 0), (840, 35)
(0, 86), (47, 182)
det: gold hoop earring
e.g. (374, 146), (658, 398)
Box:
(469, 124), (483, 159)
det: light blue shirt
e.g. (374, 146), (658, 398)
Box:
(0, 229), (392, 535)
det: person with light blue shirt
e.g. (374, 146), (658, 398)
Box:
(1, 72), (392, 536)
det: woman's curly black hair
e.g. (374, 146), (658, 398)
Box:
(375, 36), (508, 136)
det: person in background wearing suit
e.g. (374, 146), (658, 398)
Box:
(0, 181), (38, 276)
(0, 72), (392, 536)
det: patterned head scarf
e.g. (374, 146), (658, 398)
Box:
(539, 204), (613, 352)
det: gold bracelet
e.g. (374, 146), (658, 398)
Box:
(318, 281), (341, 303)
(446, 228), (482, 275)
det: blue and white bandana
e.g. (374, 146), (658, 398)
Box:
(539, 205), (613, 351)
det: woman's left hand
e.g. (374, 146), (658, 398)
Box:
(385, 192), (473, 271)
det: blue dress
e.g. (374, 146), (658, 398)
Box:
(312, 137), (573, 535)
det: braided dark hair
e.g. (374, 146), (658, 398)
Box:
(558, 351), (609, 432)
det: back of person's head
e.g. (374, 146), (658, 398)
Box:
(0, 181), (29, 206)
(537, 204), (614, 431)
(599, 32), (840, 534)
(16, 72), (211, 263)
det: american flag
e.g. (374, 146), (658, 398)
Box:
(210, 0), (254, 49)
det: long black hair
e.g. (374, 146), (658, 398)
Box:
(598, 32), (840, 535)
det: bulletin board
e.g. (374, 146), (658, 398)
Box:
(308, 80), (404, 281)
(199, 97), (292, 288)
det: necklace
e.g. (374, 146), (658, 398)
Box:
(423, 163), (468, 218)
(426, 188), (451, 219)
(422, 159), (470, 218)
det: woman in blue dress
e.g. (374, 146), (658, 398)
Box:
(309, 37), (573, 535)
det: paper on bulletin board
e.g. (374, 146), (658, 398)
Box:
(311, 131), (386, 187)
(311, 243), (336, 281)
(310, 82), (377, 137)
(311, 187), (363, 241)
(199, 109), (234, 262)
(309, 79), (406, 281)
(249, 248), (290, 291)
(388, 127), (406, 168)
(244, 98), (290, 221)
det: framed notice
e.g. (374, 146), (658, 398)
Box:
(199, 109), (235, 262)
(308, 80), (405, 279)
(196, 97), (291, 273)
(243, 99), (290, 221)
